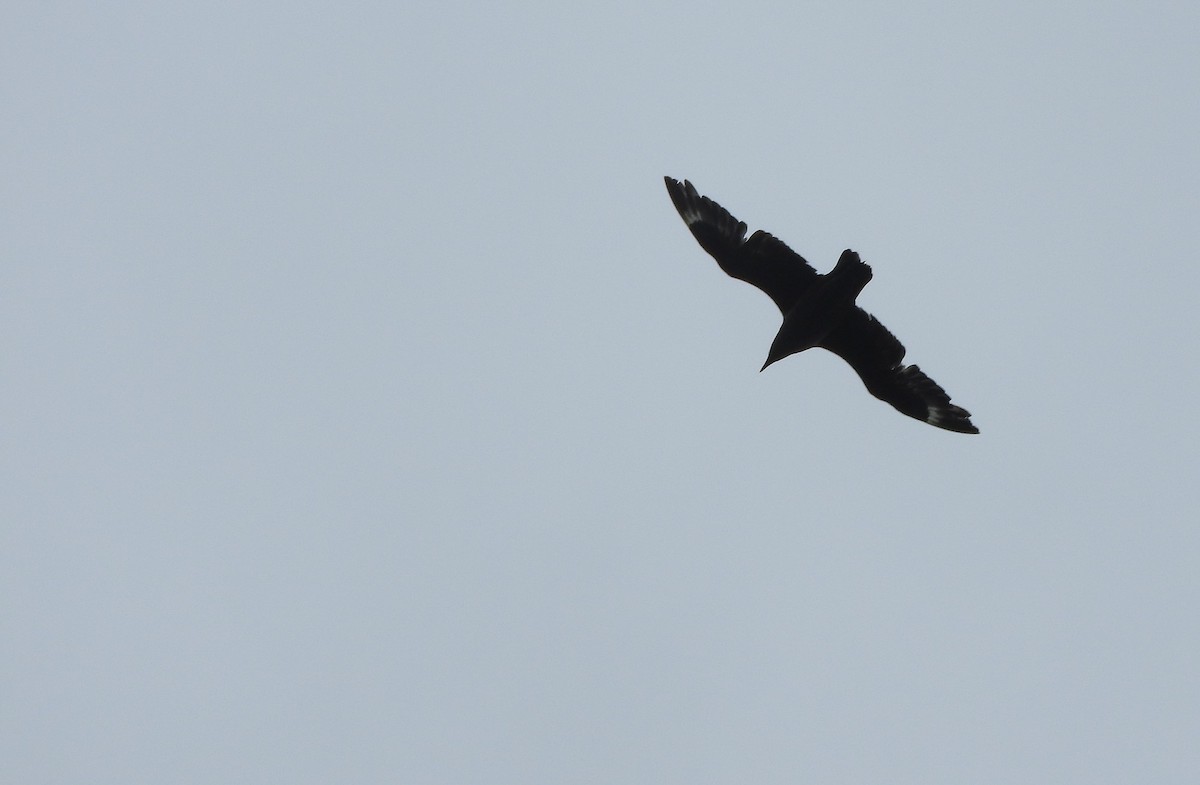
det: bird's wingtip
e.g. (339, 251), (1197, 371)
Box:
(928, 405), (979, 434)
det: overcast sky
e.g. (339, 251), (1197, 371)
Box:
(5, 2), (1200, 783)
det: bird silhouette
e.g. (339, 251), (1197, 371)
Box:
(665, 176), (978, 434)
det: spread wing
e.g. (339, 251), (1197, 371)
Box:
(820, 308), (978, 434)
(664, 177), (818, 313)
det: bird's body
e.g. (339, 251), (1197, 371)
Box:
(664, 176), (978, 434)
(763, 249), (873, 368)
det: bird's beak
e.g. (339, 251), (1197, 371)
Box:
(760, 357), (772, 372)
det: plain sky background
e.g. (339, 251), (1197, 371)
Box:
(5, 2), (1200, 783)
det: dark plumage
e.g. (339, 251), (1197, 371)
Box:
(665, 176), (978, 434)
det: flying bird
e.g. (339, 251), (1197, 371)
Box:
(665, 176), (978, 434)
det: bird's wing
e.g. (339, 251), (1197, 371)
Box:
(820, 308), (978, 433)
(664, 177), (818, 313)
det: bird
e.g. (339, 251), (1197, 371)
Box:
(664, 176), (978, 434)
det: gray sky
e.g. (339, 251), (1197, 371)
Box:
(5, 2), (1200, 783)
